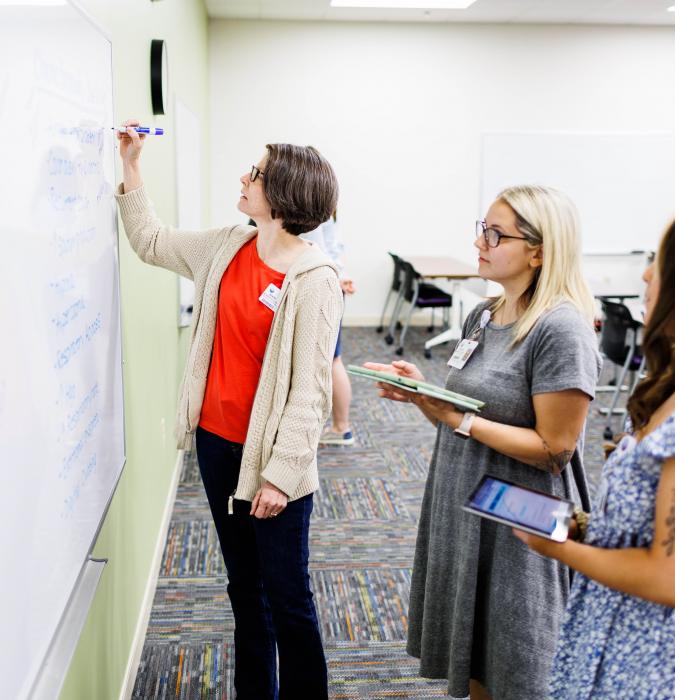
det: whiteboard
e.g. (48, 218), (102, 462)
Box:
(581, 251), (649, 299)
(480, 132), (675, 254)
(0, 3), (124, 698)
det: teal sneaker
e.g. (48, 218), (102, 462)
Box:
(319, 429), (355, 446)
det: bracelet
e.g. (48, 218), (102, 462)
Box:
(572, 506), (590, 542)
(453, 411), (476, 440)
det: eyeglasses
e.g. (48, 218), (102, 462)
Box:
(475, 220), (528, 248)
(250, 165), (265, 182)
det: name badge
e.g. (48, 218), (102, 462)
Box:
(259, 283), (281, 312)
(448, 339), (479, 369)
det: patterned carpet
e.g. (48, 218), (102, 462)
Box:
(132, 325), (625, 699)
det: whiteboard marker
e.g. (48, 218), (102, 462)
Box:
(112, 126), (164, 135)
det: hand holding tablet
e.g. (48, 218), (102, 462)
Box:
(463, 475), (575, 542)
(348, 364), (484, 412)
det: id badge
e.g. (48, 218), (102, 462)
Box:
(448, 339), (479, 369)
(259, 283), (281, 312)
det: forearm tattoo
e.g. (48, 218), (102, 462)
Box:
(533, 439), (574, 476)
(661, 488), (675, 557)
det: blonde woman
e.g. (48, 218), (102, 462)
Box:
(365, 186), (602, 700)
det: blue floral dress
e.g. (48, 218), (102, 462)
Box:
(549, 413), (675, 700)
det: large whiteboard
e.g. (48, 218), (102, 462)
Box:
(0, 3), (124, 698)
(480, 132), (675, 254)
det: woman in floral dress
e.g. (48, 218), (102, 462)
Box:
(517, 222), (675, 699)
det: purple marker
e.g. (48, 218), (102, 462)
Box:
(113, 126), (164, 135)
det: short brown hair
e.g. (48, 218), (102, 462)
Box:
(263, 144), (338, 235)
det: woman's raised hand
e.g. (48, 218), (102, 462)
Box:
(116, 118), (146, 166)
(363, 360), (424, 403)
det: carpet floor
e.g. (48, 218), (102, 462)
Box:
(132, 325), (625, 699)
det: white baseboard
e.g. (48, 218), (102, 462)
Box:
(118, 449), (184, 700)
(342, 315), (436, 327)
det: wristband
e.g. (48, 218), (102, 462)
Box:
(454, 411), (476, 440)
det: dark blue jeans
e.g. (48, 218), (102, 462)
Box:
(195, 427), (328, 700)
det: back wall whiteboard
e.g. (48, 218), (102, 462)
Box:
(480, 132), (675, 254)
(0, 2), (124, 698)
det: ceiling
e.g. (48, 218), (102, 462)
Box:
(205, 0), (675, 26)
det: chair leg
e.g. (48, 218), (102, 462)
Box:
(396, 286), (419, 355)
(377, 288), (394, 333)
(629, 355), (647, 394)
(385, 289), (405, 345)
(428, 308), (435, 333)
(616, 354), (646, 433)
(602, 346), (634, 439)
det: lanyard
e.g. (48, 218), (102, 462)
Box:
(448, 309), (491, 369)
(469, 309), (492, 340)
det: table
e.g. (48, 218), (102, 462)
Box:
(403, 255), (481, 350)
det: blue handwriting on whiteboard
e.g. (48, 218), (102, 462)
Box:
(54, 312), (103, 369)
(59, 413), (100, 480)
(51, 298), (86, 330)
(57, 126), (103, 152)
(48, 186), (90, 212)
(66, 383), (99, 432)
(49, 275), (76, 296)
(47, 150), (101, 177)
(53, 227), (96, 256)
(62, 454), (97, 517)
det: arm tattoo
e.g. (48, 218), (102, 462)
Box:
(533, 439), (574, 475)
(661, 488), (675, 557)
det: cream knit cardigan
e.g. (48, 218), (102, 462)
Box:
(115, 185), (343, 502)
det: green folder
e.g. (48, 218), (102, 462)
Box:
(347, 365), (484, 412)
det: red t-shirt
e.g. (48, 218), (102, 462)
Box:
(199, 237), (285, 443)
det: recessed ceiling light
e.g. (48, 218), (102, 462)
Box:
(0, 0), (66, 4)
(668, 4), (675, 11)
(330, 0), (477, 9)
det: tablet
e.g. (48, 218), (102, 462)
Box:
(462, 475), (574, 542)
(346, 365), (484, 411)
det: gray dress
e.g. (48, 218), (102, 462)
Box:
(407, 302), (602, 700)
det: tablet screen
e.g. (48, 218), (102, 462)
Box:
(468, 477), (562, 535)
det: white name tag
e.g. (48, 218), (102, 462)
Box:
(259, 283), (282, 312)
(448, 339), (479, 369)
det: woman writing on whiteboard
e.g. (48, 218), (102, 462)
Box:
(115, 121), (342, 700)
(364, 186), (601, 700)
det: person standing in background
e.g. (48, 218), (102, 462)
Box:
(302, 211), (357, 446)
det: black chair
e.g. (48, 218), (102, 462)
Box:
(598, 299), (644, 439)
(395, 261), (453, 357)
(376, 252), (406, 345)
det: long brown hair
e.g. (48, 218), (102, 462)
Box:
(627, 222), (675, 430)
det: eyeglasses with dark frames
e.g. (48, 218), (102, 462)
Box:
(250, 165), (265, 182)
(475, 220), (528, 248)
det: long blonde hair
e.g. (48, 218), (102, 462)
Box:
(491, 185), (596, 344)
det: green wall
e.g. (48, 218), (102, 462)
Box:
(59, 1), (209, 698)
